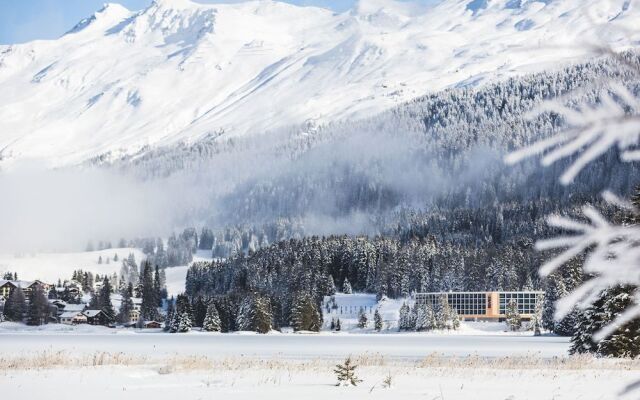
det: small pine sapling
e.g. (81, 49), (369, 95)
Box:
(334, 357), (362, 387)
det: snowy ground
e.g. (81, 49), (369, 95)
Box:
(0, 248), (145, 283)
(0, 326), (570, 359)
(0, 248), (199, 296)
(0, 331), (636, 400)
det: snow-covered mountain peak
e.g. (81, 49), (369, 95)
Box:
(66, 3), (132, 36)
(0, 0), (638, 167)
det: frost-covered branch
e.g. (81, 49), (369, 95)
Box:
(505, 59), (640, 355)
(505, 83), (640, 184)
(536, 194), (640, 338)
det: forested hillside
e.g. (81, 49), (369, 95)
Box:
(169, 53), (640, 333)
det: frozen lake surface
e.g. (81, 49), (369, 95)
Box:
(0, 332), (570, 359)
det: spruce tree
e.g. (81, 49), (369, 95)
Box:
(254, 296), (273, 334)
(140, 261), (158, 321)
(357, 307), (368, 329)
(342, 278), (352, 294)
(290, 294), (322, 332)
(117, 283), (134, 324)
(506, 299), (522, 332)
(154, 265), (163, 307)
(374, 309), (383, 332)
(325, 275), (336, 296)
(202, 303), (222, 332)
(27, 285), (50, 326)
(192, 296), (207, 328)
(335, 317), (341, 331)
(398, 302), (411, 331)
(594, 286), (640, 358)
(164, 297), (175, 332)
(415, 303), (435, 331)
(99, 277), (116, 322)
(172, 294), (193, 333)
(4, 287), (27, 322)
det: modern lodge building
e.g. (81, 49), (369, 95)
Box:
(415, 291), (544, 321)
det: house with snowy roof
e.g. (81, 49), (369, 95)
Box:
(59, 311), (88, 325)
(83, 310), (113, 326)
(0, 279), (52, 300)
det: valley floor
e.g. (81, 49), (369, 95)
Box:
(1, 331), (637, 399)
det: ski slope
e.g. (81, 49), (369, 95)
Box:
(0, 248), (193, 296)
(0, 0), (638, 166)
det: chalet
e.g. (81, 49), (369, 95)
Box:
(0, 279), (52, 300)
(59, 311), (88, 325)
(83, 310), (113, 326)
(144, 321), (162, 329)
(0, 280), (13, 299)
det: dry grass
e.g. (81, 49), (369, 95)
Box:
(1, 351), (638, 374)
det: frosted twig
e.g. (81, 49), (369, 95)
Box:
(505, 84), (640, 185)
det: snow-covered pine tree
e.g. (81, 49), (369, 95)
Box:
(434, 296), (449, 330)
(532, 294), (543, 336)
(117, 283), (135, 325)
(334, 357), (362, 387)
(202, 303), (222, 332)
(357, 307), (368, 329)
(290, 294), (322, 332)
(140, 261), (158, 321)
(595, 286), (640, 358)
(449, 306), (461, 330)
(398, 302), (410, 331)
(4, 286), (27, 322)
(192, 296), (207, 328)
(325, 275), (336, 296)
(99, 277), (116, 322)
(27, 284), (50, 326)
(374, 309), (383, 332)
(164, 297), (175, 332)
(236, 295), (272, 333)
(415, 303), (435, 331)
(335, 318), (341, 331)
(342, 278), (353, 294)
(172, 294), (193, 333)
(505, 299), (522, 332)
(153, 265), (164, 307)
(254, 296), (273, 334)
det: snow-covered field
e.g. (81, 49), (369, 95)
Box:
(0, 330), (636, 400)
(0, 325), (570, 358)
(0, 248), (144, 282)
(0, 248), (196, 296)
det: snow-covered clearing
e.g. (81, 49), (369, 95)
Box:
(0, 338), (636, 400)
(0, 248), (144, 283)
(1, 324), (634, 399)
(0, 248), (195, 296)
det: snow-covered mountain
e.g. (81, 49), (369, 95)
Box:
(0, 0), (637, 166)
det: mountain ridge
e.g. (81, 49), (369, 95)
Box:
(0, 0), (638, 167)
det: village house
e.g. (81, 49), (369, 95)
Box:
(144, 321), (162, 329)
(59, 311), (88, 325)
(128, 309), (141, 324)
(83, 310), (113, 326)
(0, 279), (52, 300)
